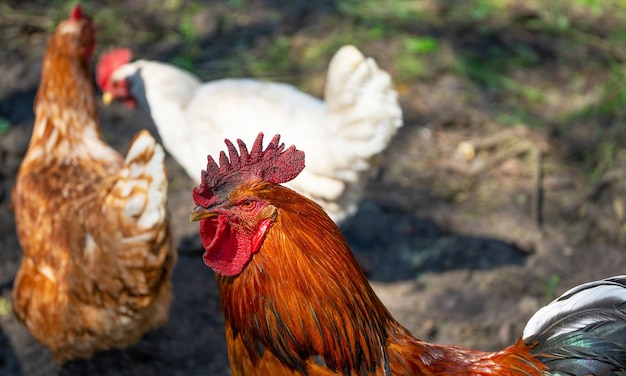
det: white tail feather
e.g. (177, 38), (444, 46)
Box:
(522, 276), (626, 340)
(324, 45), (403, 162)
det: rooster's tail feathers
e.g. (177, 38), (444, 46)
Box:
(523, 276), (626, 374)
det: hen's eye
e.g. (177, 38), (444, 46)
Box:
(242, 200), (253, 209)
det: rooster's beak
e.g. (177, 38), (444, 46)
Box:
(102, 92), (114, 106)
(190, 205), (217, 221)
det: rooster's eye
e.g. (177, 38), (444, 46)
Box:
(242, 200), (254, 209)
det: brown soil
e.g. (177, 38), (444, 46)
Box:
(0, 2), (625, 375)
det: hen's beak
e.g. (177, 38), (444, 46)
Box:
(102, 92), (114, 106)
(190, 205), (217, 221)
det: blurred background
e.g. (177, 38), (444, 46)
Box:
(1, 0), (626, 374)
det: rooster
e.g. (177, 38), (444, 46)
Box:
(11, 6), (176, 363)
(96, 45), (403, 224)
(190, 132), (626, 375)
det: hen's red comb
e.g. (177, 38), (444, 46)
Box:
(192, 133), (305, 208)
(70, 5), (84, 20)
(96, 48), (133, 90)
(67, 5), (95, 59)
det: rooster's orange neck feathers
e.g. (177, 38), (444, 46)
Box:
(217, 188), (399, 374)
(216, 186), (547, 375)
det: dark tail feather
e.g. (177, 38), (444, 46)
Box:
(523, 276), (626, 375)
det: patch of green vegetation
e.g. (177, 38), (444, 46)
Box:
(179, 11), (199, 47)
(393, 35), (441, 81)
(304, 35), (356, 60)
(496, 107), (542, 128)
(467, 0), (504, 21)
(447, 36), (550, 125)
(477, 279), (490, 292)
(587, 65), (626, 119)
(92, 8), (126, 45)
(404, 36), (440, 55)
(202, 34), (297, 81)
(171, 3), (203, 73)
(443, 0), (511, 26)
(164, 0), (184, 10)
(565, 66), (626, 171)
(245, 36), (294, 78)
(364, 22), (390, 40)
(171, 54), (196, 74)
(573, 0), (607, 15)
(30, 0), (81, 31)
(455, 42), (540, 87)
(544, 274), (561, 302)
(515, 193), (529, 206)
(337, 0), (435, 25)
(227, 0), (246, 9)
(0, 297), (11, 322)
(555, 61), (626, 178)
(598, 140), (620, 172)
(395, 55), (430, 82)
(0, 118), (10, 135)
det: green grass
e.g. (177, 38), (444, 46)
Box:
(544, 274), (561, 302)
(0, 118), (10, 135)
(337, 0), (436, 24)
(585, 65), (626, 119)
(245, 36), (294, 77)
(9, 0), (626, 176)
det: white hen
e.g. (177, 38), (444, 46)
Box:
(97, 45), (403, 224)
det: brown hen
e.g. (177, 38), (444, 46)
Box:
(11, 5), (176, 363)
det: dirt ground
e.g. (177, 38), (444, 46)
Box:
(1, 1), (625, 375)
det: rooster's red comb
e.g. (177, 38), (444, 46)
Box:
(96, 48), (133, 90)
(192, 133), (305, 208)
